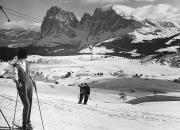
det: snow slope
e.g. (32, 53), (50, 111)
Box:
(1, 55), (180, 130)
(1, 78), (180, 130)
(130, 28), (179, 43)
(27, 55), (180, 81)
(156, 46), (179, 53)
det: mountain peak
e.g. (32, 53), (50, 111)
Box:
(46, 6), (78, 26)
(93, 5), (141, 21)
(48, 6), (61, 16)
(41, 6), (78, 38)
(80, 12), (92, 24)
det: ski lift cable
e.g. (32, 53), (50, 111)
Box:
(3, 7), (42, 22)
(0, 6), (10, 22)
(6, 11), (41, 23)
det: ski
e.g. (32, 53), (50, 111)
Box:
(13, 123), (22, 128)
(12, 123), (23, 130)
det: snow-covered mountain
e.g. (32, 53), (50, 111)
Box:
(39, 5), (180, 47)
(0, 5), (180, 59)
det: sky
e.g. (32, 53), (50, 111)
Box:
(0, 0), (180, 30)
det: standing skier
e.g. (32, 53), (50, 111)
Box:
(83, 83), (90, 105)
(12, 49), (35, 130)
(78, 83), (84, 104)
(78, 83), (90, 105)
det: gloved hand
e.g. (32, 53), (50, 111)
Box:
(32, 80), (36, 87)
(13, 79), (22, 90)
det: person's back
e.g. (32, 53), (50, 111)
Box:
(78, 83), (84, 104)
(79, 83), (85, 94)
(84, 83), (90, 94)
(83, 83), (90, 105)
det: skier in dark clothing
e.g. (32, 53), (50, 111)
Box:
(12, 50), (35, 130)
(0, 49), (34, 130)
(78, 83), (90, 105)
(78, 83), (84, 104)
(83, 83), (90, 104)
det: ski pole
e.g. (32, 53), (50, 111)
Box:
(34, 83), (45, 130)
(0, 109), (11, 128)
(12, 92), (18, 129)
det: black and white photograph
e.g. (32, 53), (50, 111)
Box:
(1, 0), (180, 130)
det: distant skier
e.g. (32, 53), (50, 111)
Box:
(78, 83), (90, 105)
(83, 83), (90, 104)
(78, 83), (84, 104)
(0, 49), (35, 130)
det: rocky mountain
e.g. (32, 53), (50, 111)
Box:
(40, 6), (143, 47)
(39, 5), (179, 47)
(142, 19), (177, 28)
(41, 6), (78, 38)
(80, 8), (142, 33)
(0, 28), (40, 47)
(0, 28), (40, 40)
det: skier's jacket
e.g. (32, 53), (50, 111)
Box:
(13, 63), (34, 92)
(83, 84), (90, 95)
(79, 84), (85, 94)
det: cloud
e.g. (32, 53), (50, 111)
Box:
(0, 21), (41, 31)
(83, 0), (126, 5)
(59, 0), (73, 4)
(82, 0), (156, 5)
(136, 0), (155, 2)
(112, 4), (180, 21)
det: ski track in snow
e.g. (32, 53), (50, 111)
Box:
(1, 90), (180, 130)
(1, 55), (180, 130)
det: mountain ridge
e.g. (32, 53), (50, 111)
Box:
(0, 5), (180, 61)
(39, 5), (179, 46)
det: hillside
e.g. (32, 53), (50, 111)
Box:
(1, 55), (180, 130)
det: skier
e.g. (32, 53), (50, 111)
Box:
(0, 49), (34, 130)
(11, 49), (35, 130)
(83, 83), (90, 105)
(78, 83), (84, 104)
(78, 83), (90, 105)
